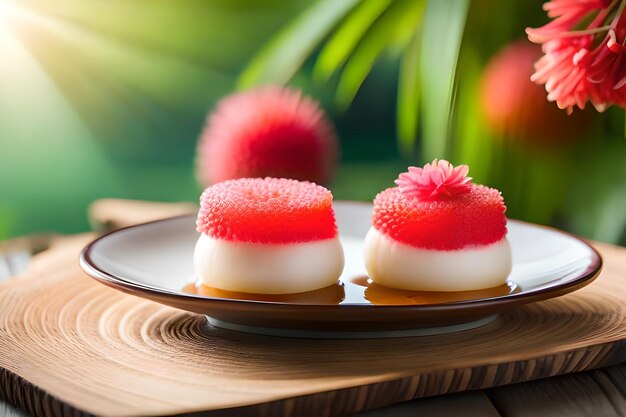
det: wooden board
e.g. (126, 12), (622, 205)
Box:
(0, 209), (625, 417)
(486, 364), (626, 417)
(358, 363), (626, 417)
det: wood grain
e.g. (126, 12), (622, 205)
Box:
(603, 364), (626, 405)
(0, 233), (624, 417)
(357, 392), (501, 417)
(487, 363), (626, 417)
(88, 198), (197, 232)
(0, 401), (27, 417)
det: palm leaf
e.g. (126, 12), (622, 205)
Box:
(237, 0), (360, 89)
(419, 0), (470, 160)
(522, 152), (573, 224)
(453, 46), (494, 183)
(593, 184), (626, 243)
(396, 29), (422, 158)
(567, 134), (626, 243)
(335, 0), (424, 108)
(313, 0), (393, 82)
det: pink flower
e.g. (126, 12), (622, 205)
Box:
(527, 0), (626, 113)
(196, 86), (338, 186)
(395, 159), (472, 201)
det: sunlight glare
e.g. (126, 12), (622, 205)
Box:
(0, 0), (17, 47)
(0, 0), (13, 24)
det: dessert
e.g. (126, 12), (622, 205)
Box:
(363, 160), (512, 292)
(194, 177), (344, 294)
(196, 86), (339, 187)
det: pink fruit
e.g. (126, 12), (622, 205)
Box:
(480, 40), (591, 146)
(196, 86), (339, 186)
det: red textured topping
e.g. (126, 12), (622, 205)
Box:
(372, 184), (507, 250)
(196, 177), (338, 244)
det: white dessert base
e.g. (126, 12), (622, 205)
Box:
(194, 234), (344, 294)
(363, 228), (512, 292)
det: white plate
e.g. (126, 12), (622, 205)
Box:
(80, 202), (602, 338)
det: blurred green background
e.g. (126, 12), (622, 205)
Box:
(1, 0), (625, 244)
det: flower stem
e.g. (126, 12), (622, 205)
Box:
(555, 25), (612, 37)
(553, 1), (626, 40)
(611, 0), (626, 27)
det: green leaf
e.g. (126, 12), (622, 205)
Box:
(522, 152), (573, 224)
(419, 0), (469, 160)
(567, 135), (626, 243)
(0, 204), (16, 240)
(592, 184), (626, 243)
(335, 0), (424, 109)
(333, 160), (408, 201)
(237, 0), (360, 89)
(313, 0), (393, 82)
(453, 46), (493, 183)
(396, 28), (422, 158)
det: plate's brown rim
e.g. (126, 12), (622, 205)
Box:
(78, 201), (603, 312)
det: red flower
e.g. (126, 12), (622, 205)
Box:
(196, 86), (338, 186)
(527, 0), (626, 113)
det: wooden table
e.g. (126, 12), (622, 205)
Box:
(1, 364), (625, 417)
(1, 200), (624, 417)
